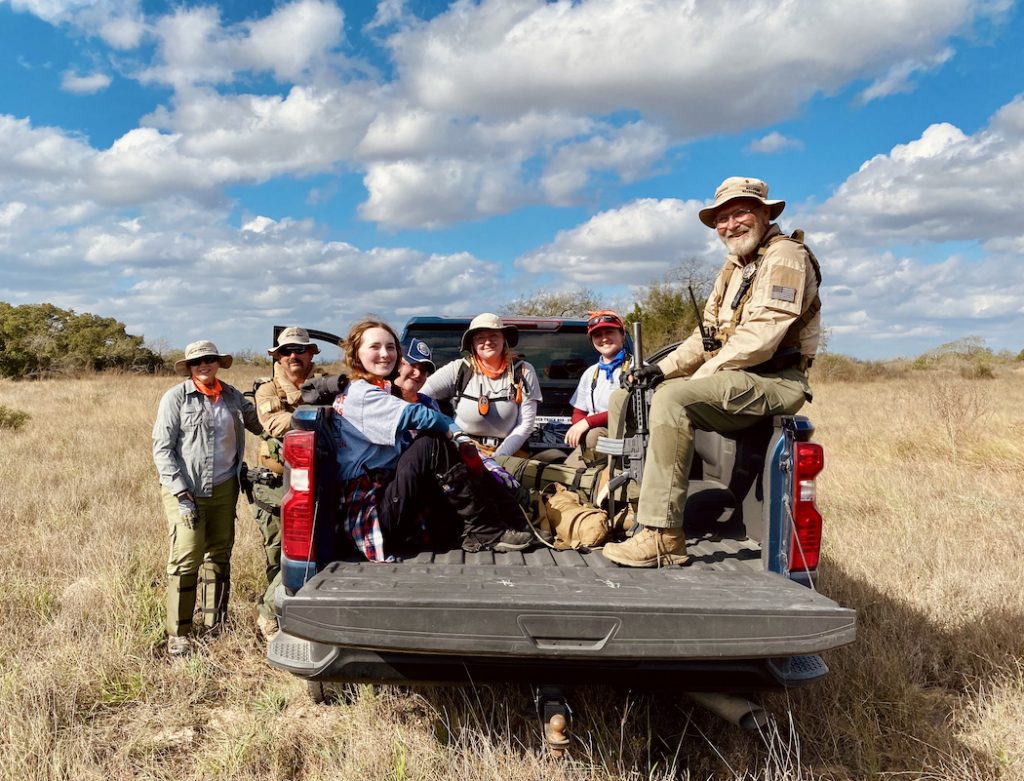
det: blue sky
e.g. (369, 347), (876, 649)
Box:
(2, 0), (1023, 359)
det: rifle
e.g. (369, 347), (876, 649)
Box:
(239, 461), (283, 505)
(596, 321), (654, 505)
(688, 284), (722, 353)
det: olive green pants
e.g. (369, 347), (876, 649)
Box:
(161, 477), (239, 637)
(252, 482), (283, 621)
(563, 426), (609, 469)
(609, 370), (808, 529)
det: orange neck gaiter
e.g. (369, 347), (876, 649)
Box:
(476, 356), (508, 380)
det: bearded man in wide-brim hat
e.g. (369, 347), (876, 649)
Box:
(602, 177), (822, 568)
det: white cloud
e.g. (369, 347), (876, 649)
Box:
(360, 156), (532, 229)
(516, 198), (716, 286)
(817, 95), (1024, 243)
(365, 0), (407, 31)
(746, 131), (803, 155)
(539, 122), (669, 205)
(0, 196), (513, 351)
(140, 0), (344, 88)
(7, 0), (144, 48)
(388, 0), (993, 135)
(857, 47), (955, 104)
(61, 70), (112, 94)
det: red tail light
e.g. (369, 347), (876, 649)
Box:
(790, 441), (824, 573)
(282, 430), (315, 561)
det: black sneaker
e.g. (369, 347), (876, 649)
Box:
(493, 529), (533, 552)
(462, 529), (534, 553)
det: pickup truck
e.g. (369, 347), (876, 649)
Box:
(266, 319), (856, 735)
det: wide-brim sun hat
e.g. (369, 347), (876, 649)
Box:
(698, 176), (785, 228)
(460, 313), (519, 353)
(175, 340), (233, 376)
(268, 326), (320, 357)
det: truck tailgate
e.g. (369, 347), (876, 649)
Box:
(280, 548), (855, 660)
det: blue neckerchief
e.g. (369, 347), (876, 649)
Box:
(598, 349), (627, 381)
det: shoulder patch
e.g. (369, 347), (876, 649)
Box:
(258, 400), (276, 414)
(772, 285), (797, 303)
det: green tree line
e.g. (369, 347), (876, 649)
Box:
(0, 302), (163, 379)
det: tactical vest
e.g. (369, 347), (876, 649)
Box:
(715, 229), (822, 364)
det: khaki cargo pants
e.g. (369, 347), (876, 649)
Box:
(161, 477), (239, 637)
(608, 369), (808, 529)
(252, 481), (283, 621)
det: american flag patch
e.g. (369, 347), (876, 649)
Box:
(772, 285), (797, 303)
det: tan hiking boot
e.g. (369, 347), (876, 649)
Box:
(602, 526), (688, 568)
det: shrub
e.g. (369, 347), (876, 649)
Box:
(0, 404), (29, 430)
(0, 302), (164, 379)
(960, 363), (995, 380)
(811, 353), (902, 383)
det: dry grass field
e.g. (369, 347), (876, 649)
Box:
(1, 365), (1022, 780)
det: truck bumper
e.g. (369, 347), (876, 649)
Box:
(267, 630), (829, 691)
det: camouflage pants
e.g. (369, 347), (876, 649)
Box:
(161, 478), (238, 637)
(252, 482), (283, 621)
(609, 369), (808, 529)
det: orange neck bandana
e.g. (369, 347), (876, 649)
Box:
(192, 377), (223, 403)
(476, 356), (508, 380)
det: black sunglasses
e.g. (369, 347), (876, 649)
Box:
(588, 314), (621, 329)
(186, 356), (219, 367)
(279, 345), (309, 356)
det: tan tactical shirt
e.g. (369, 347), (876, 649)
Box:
(657, 224), (821, 381)
(255, 363), (304, 438)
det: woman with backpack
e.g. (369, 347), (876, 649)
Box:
(422, 313), (542, 458)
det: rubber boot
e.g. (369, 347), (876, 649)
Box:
(199, 562), (231, 633)
(166, 572), (198, 639)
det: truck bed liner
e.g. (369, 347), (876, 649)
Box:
(396, 534), (762, 571)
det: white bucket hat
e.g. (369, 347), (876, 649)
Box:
(268, 326), (320, 357)
(698, 176), (785, 228)
(174, 340), (233, 376)
(460, 313), (519, 353)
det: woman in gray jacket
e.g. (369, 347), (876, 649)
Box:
(152, 340), (262, 656)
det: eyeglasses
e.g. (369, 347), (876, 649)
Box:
(186, 356), (219, 367)
(715, 207), (758, 227)
(279, 345), (309, 356)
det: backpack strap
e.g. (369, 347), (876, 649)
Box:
(455, 358), (526, 406)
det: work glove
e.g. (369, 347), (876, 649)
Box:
(453, 433), (485, 478)
(300, 374), (349, 405)
(622, 364), (664, 389)
(177, 496), (198, 530)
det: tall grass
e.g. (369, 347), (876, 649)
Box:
(1, 367), (1021, 780)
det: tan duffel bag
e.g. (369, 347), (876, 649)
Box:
(538, 484), (610, 549)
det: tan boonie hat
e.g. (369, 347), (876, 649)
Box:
(268, 326), (320, 357)
(460, 313), (519, 353)
(698, 176), (785, 228)
(174, 340), (233, 376)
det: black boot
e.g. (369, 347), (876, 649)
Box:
(438, 462), (533, 552)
